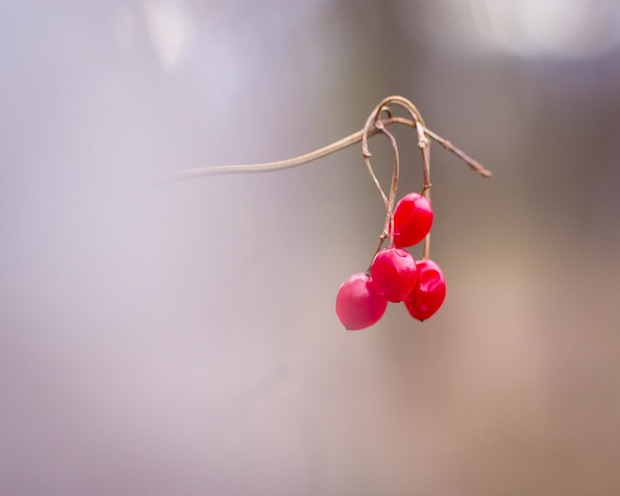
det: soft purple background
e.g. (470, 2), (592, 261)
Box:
(2, 1), (620, 494)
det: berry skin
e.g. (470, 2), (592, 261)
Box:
(392, 193), (433, 248)
(370, 247), (418, 302)
(336, 273), (387, 330)
(404, 259), (446, 321)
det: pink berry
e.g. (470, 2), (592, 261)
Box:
(336, 272), (387, 330)
(404, 259), (446, 321)
(370, 247), (418, 302)
(392, 193), (433, 248)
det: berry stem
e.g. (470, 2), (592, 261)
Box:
(365, 125), (401, 272)
(423, 229), (431, 260)
(379, 125), (399, 244)
(366, 96), (434, 260)
(362, 119), (401, 241)
(422, 145), (432, 260)
(361, 100), (408, 267)
(368, 233), (388, 273)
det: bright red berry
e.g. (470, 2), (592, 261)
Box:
(404, 259), (446, 321)
(370, 247), (418, 302)
(392, 193), (433, 248)
(336, 272), (387, 330)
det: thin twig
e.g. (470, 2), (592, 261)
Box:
(361, 114), (390, 210)
(162, 118), (492, 183)
(422, 142), (432, 260)
(372, 124), (400, 256)
(425, 127), (491, 178)
(370, 97), (434, 258)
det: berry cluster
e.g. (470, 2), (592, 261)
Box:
(336, 193), (446, 330)
(168, 95), (490, 334)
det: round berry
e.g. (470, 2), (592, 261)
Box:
(404, 259), (446, 321)
(370, 247), (418, 302)
(392, 193), (433, 248)
(336, 272), (387, 330)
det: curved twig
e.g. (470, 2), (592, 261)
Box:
(162, 117), (492, 183)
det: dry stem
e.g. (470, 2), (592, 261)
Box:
(164, 96), (492, 263)
(163, 118), (492, 182)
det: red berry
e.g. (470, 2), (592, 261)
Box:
(392, 193), (433, 247)
(404, 259), (446, 321)
(370, 247), (418, 302)
(336, 273), (387, 330)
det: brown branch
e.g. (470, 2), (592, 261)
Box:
(162, 117), (492, 183)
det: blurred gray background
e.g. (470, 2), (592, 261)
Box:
(2, 1), (620, 495)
